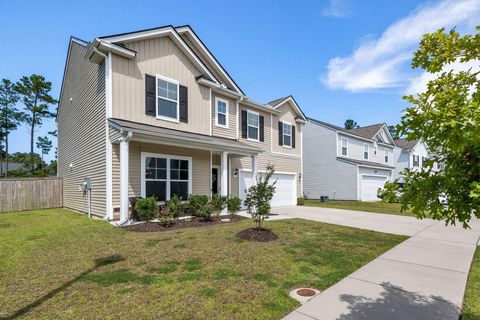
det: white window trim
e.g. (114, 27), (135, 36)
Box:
(214, 97), (229, 128)
(282, 121), (292, 148)
(363, 143), (369, 160)
(247, 109), (260, 142)
(341, 138), (348, 156)
(384, 149), (389, 163)
(156, 74), (180, 123)
(140, 152), (192, 202)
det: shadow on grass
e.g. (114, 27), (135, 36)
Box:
(337, 282), (459, 320)
(0, 254), (125, 320)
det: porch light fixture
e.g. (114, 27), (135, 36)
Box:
(233, 168), (239, 177)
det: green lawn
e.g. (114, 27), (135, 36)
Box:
(304, 199), (415, 217)
(463, 247), (480, 320)
(0, 209), (406, 319)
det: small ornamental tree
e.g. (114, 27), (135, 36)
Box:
(244, 165), (277, 230)
(382, 26), (480, 227)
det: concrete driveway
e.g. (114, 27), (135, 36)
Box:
(270, 206), (480, 320)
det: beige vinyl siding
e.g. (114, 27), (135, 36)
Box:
(211, 93), (236, 139)
(271, 101), (302, 157)
(57, 41), (106, 217)
(111, 36), (210, 135)
(231, 103), (302, 198)
(111, 141), (210, 209)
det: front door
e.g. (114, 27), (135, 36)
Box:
(212, 168), (218, 194)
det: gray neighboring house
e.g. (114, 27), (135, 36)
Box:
(303, 118), (396, 201)
(393, 139), (438, 183)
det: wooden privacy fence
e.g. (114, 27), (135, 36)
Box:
(0, 177), (63, 213)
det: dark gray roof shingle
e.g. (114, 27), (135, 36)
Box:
(349, 124), (385, 140)
(395, 138), (418, 151)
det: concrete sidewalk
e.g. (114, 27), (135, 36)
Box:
(271, 206), (480, 320)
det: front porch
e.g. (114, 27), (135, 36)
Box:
(108, 118), (261, 222)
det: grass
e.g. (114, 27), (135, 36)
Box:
(304, 199), (415, 217)
(463, 247), (480, 320)
(0, 208), (406, 319)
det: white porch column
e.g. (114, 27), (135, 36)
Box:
(251, 155), (258, 180)
(220, 151), (228, 197)
(119, 132), (132, 223)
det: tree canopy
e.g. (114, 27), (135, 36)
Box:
(383, 26), (480, 227)
(344, 119), (359, 130)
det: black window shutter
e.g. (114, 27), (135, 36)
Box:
(179, 85), (188, 123)
(145, 74), (156, 116)
(259, 115), (264, 142)
(278, 121), (283, 146)
(241, 110), (247, 139)
(292, 125), (296, 148)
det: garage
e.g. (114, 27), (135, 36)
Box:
(239, 171), (296, 207)
(360, 175), (387, 201)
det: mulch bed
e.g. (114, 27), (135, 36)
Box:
(236, 227), (278, 242)
(123, 215), (246, 232)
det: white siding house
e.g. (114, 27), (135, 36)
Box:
(303, 119), (396, 202)
(393, 139), (432, 183)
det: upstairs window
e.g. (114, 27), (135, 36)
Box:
(157, 76), (179, 121)
(363, 144), (369, 160)
(247, 111), (259, 141)
(283, 122), (292, 147)
(341, 138), (348, 156)
(215, 97), (228, 127)
(413, 155), (420, 167)
(384, 149), (389, 163)
(422, 156), (428, 167)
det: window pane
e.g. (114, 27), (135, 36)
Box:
(247, 113), (258, 126)
(158, 88), (168, 99)
(218, 113), (226, 125)
(170, 169), (180, 180)
(284, 135), (291, 146)
(170, 159), (179, 169)
(283, 124), (291, 135)
(145, 169), (155, 179)
(180, 170), (188, 180)
(146, 181), (166, 201)
(180, 160), (188, 170)
(158, 98), (177, 119)
(248, 126), (258, 140)
(342, 147), (347, 156)
(158, 78), (168, 90)
(170, 181), (188, 200)
(156, 169), (166, 180)
(167, 81), (177, 92)
(146, 157), (156, 168)
(217, 101), (226, 113)
(156, 158), (166, 169)
(167, 90), (177, 101)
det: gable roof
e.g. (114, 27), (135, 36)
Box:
(266, 96), (307, 122)
(395, 139), (418, 151)
(307, 118), (395, 145)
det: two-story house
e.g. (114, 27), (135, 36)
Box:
(393, 139), (434, 183)
(303, 118), (396, 201)
(57, 25), (306, 222)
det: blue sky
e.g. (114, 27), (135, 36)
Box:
(1, 0), (479, 162)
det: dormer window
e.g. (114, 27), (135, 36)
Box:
(363, 144), (369, 160)
(215, 97), (228, 128)
(341, 138), (348, 156)
(157, 76), (179, 122)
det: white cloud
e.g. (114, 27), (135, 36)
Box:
(322, 0), (352, 18)
(323, 0), (480, 92)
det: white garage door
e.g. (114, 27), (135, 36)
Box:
(239, 171), (296, 207)
(361, 175), (387, 202)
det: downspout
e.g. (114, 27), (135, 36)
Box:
(235, 96), (244, 140)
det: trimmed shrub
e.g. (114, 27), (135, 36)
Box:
(227, 196), (241, 215)
(167, 194), (183, 219)
(188, 195), (209, 217)
(211, 194), (228, 214)
(134, 196), (157, 221)
(297, 197), (305, 206)
(159, 206), (175, 227)
(196, 203), (214, 221)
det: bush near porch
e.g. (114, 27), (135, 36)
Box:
(0, 209), (406, 319)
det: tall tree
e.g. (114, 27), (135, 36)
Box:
(382, 26), (480, 227)
(0, 79), (23, 177)
(344, 119), (359, 130)
(15, 75), (57, 172)
(36, 136), (52, 174)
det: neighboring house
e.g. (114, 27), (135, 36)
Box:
(303, 119), (396, 202)
(393, 139), (435, 183)
(57, 25), (306, 221)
